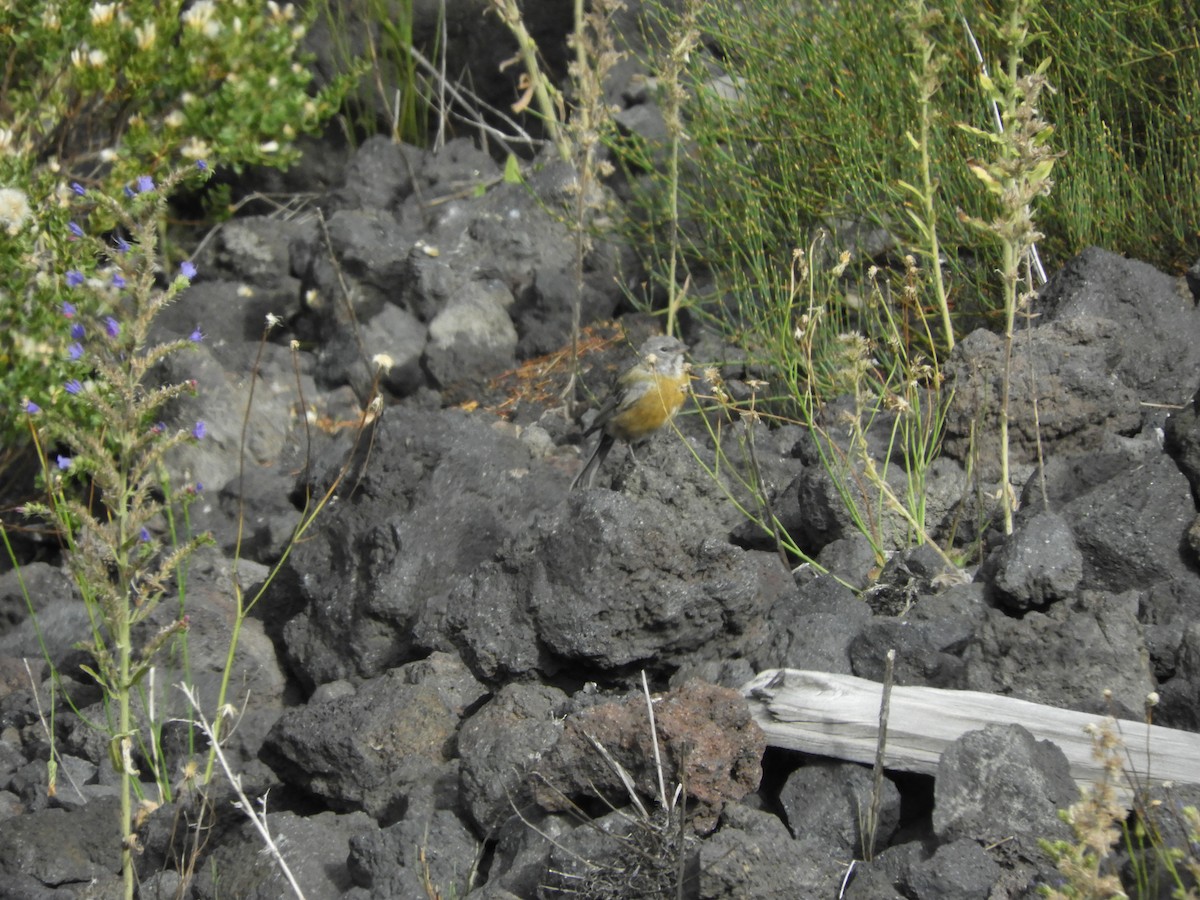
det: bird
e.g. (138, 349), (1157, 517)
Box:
(570, 334), (690, 490)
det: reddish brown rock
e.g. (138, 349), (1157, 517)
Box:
(533, 680), (765, 833)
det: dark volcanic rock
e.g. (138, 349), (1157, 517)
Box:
(440, 489), (788, 682)
(261, 653), (486, 820)
(985, 509), (1084, 611)
(934, 723), (1077, 845)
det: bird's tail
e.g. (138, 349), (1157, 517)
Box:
(570, 433), (615, 491)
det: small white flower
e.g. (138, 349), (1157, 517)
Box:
(0, 188), (32, 235)
(135, 23), (156, 49)
(265, 312), (282, 328)
(88, 48), (107, 67)
(259, 140), (279, 154)
(180, 137), (211, 161)
(372, 353), (395, 373)
(181, 0), (215, 30)
(89, 3), (115, 25)
(164, 110), (185, 129)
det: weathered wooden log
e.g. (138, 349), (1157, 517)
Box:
(742, 669), (1200, 804)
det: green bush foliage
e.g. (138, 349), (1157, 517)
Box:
(0, 0), (345, 458)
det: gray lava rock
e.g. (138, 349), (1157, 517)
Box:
(752, 573), (871, 675)
(1158, 622), (1200, 730)
(261, 652), (486, 820)
(443, 489), (788, 681)
(964, 590), (1153, 717)
(326, 135), (422, 213)
(987, 509), (1084, 611)
(190, 808), (376, 900)
(779, 761), (900, 858)
(934, 723), (1076, 844)
(1040, 246), (1200, 415)
(0, 562), (81, 666)
(1056, 446), (1194, 597)
(907, 837), (1003, 900)
(849, 582), (987, 689)
(1165, 384), (1200, 504)
(347, 807), (479, 898)
(943, 319), (1142, 480)
(271, 406), (554, 688)
(423, 276), (518, 389)
(0, 794), (122, 887)
(458, 682), (568, 835)
(540, 806), (699, 899)
(698, 803), (848, 898)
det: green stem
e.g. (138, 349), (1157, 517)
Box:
(115, 515), (135, 899)
(917, 66), (952, 353)
(998, 237), (1017, 535)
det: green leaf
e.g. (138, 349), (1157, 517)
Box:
(1029, 158), (1057, 183)
(966, 161), (1006, 196)
(503, 153), (523, 184)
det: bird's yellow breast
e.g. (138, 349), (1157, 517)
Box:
(606, 371), (688, 442)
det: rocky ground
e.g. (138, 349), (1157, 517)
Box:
(3, 20), (1200, 900)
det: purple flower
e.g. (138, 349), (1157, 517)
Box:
(62, 300), (77, 318)
(66, 270), (84, 287)
(70, 182), (86, 196)
(180, 260), (197, 280)
(137, 175), (155, 193)
(105, 317), (120, 338)
(70, 323), (85, 340)
(196, 160), (208, 172)
(189, 327), (204, 343)
(139, 527), (151, 542)
(124, 185), (136, 199)
(68, 342), (83, 360)
(68, 221), (84, 239)
(22, 399), (40, 414)
(57, 454), (72, 470)
(65, 379), (83, 395)
(112, 272), (126, 289)
(192, 420), (206, 440)
(115, 235), (131, 254)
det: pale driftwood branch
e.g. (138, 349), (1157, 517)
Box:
(742, 669), (1200, 806)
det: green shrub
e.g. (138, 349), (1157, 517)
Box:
(0, 0), (346, 464)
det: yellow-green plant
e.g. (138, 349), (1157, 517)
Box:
(958, 0), (1059, 535)
(488, 0), (571, 161)
(650, 0), (704, 339)
(899, 0), (954, 353)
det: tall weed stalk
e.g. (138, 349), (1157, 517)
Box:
(21, 163), (212, 900)
(958, 0), (1059, 535)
